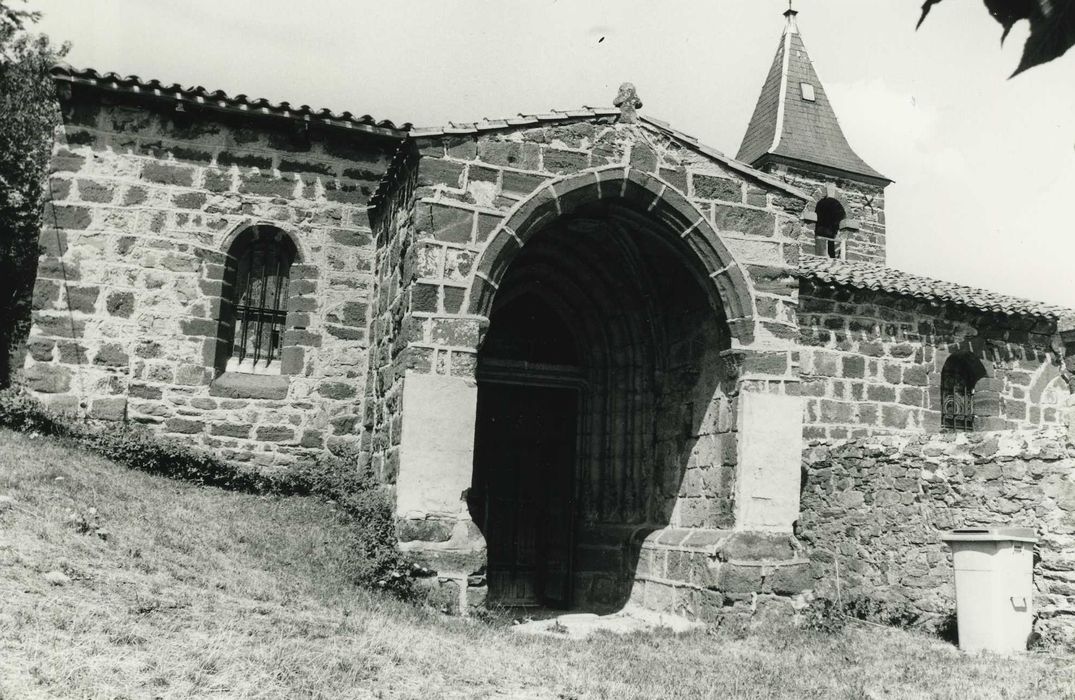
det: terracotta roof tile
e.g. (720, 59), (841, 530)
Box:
(51, 64), (411, 137)
(799, 255), (1075, 322)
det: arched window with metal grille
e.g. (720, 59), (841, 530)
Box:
(222, 226), (297, 374)
(940, 354), (985, 431)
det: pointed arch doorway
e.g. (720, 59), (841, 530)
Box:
(469, 195), (739, 612)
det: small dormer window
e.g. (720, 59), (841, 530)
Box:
(800, 82), (816, 102)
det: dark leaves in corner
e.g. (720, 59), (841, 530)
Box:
(916, 0), (945, 30)
(917, 0), (1075, 76)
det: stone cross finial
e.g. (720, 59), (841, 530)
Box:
(614, 83), (642, 124)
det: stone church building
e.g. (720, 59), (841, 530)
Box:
(24, 10), (1075, 622)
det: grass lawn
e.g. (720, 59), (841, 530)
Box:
(0, 428), (1072, 699)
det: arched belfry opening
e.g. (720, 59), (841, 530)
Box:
(469, 197), (738, 612)
(813, 196), (846, 258)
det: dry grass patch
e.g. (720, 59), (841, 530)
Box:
(0, 429), (1072, 699)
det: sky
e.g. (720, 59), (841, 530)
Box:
(26, 0), (1075, 308)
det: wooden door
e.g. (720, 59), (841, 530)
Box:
(473, 384), (577, 608)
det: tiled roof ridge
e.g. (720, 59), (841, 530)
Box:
(409, 107), (621, 137)
(799, 255), (1075, 322)
(51, 64), (412, 136)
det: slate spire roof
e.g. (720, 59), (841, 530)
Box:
(736, 9), (889, 184)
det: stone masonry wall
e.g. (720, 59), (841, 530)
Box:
(25, 94), (399, 468)
(801, 428), (1075, 645)
(365, 147), (419, 485)
(799, 282), (1069, 439)
(775, 164), (887, 265)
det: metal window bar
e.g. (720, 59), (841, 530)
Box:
(230, 233), (292, 368)
(941, 364), (975, 431)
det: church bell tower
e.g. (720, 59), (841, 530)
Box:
(737, 6), (891, 264)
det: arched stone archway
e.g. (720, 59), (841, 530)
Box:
(467, 167), (758, 345)
(386, 162), (805, 616)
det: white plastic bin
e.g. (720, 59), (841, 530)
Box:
(940, 527), (1037, 653)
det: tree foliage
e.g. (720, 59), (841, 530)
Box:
(918, 0), (1075, 76)
(0, 0), (65, 386)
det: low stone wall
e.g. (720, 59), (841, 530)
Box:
(800, 427), (1075, 644)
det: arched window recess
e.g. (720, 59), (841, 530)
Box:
(940, 353), (988, 432)
(221, 226), (297, 374)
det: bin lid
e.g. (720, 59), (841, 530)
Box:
(940, 526), (1037, 544)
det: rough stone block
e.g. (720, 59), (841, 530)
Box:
(175, 363), (209, 386)
(26, 338), (54, 362)
(881, 404), (911, 429)
(255, 425), (295, 442)
(718, 563), (764, 594)
(501, 170), (546, 197)
(165, 417), (204, 434)
(65, 285), (99, 313)
(174, 192), (207, 209)
(22, 363), (71, 393)
(280, 346), (305, 375)
(181, 318), (217, 338)
(218, 152), (273, 170)
(744, 264), (795, 295)
(89, 397), (127, 421)
(443, 287), (465, 314)
(767, 562), (813, 594)
(77, 180), (114, 203)
(425, 135), (466, 161)
(478, 140), (540, 170)
(106, 291), (135, 318)
(719, 532), (795, 562)
(94, 343), (129, 367)
(629, 141), (657, 172)
(326, 180), (372, 204)
(209, 373), (289, 400)
(283, 329), (322, 347)
(542, 148), (588, 174)
(50, 149), (85, 172)
(300, 429), (323, 448)
(129, 383), (162, 400)
(318, 382), (357, 400)
(424, 203), (473, 244)
(210, 423), (253, 438)
(431, 318), (480, 347)
(141, 162), (195, 187)
(713, 205), (775, 238)
(57, 342), (87, 364)
(693, 174), (742, 202)
(397, 518), (455, 543)
(240, 173), (295, 198)
(411, 284), (438, 313)
(328, 229), (373, 247)
(842, 355), (866, 379)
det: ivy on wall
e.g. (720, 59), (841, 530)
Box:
(0, 0), (66, 386)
